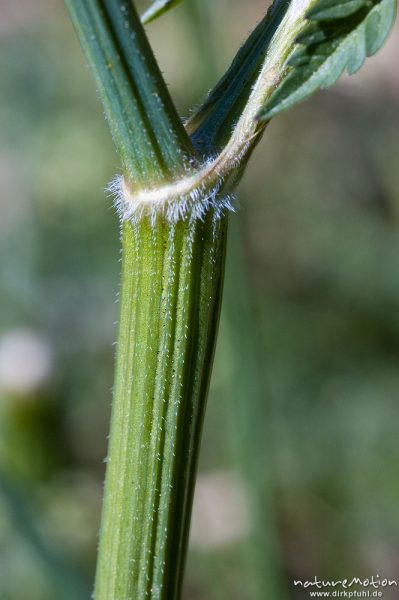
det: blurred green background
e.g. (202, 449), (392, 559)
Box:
(1, 1), (399, 598)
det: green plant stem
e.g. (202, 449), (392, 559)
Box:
(65, 3), (229, 598)
(95, 214), (227, 600)
(65, 0), (194, 181)
(65, 0), (306, 597)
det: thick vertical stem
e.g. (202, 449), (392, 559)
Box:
(65, 2), (229, 598)
(95, 213), (227, 600)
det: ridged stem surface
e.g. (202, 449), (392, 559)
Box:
(95, 214), (227, 600)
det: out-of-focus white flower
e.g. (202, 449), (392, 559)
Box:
(190, 470), (252, 548)
(0, 329), (53, 395)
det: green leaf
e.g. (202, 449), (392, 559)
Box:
(259, 0), (397, 121)
(307, 0), (369, 20)
(141, 0), (185, 25)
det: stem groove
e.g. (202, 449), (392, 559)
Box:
(94, 213), (227, 600)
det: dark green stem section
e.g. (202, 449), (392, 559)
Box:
(65, 0), (194, 182)
(95, 213), (227, 600)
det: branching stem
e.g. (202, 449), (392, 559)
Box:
(64, 1), (326, 599)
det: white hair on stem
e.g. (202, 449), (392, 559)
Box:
(109, 131), (257, 225)
(108, 159), (235, 226)
(109, 0), (315, 225)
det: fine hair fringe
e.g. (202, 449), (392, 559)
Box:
(108, 159), (236, 225)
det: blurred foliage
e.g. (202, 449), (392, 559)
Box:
(0, 1), (399, 599)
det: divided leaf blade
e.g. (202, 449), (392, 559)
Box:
(259, 0), (397, 121)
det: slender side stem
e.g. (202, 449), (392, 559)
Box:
(65, 0), (194, 181)
(95, 214), (227, 600)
